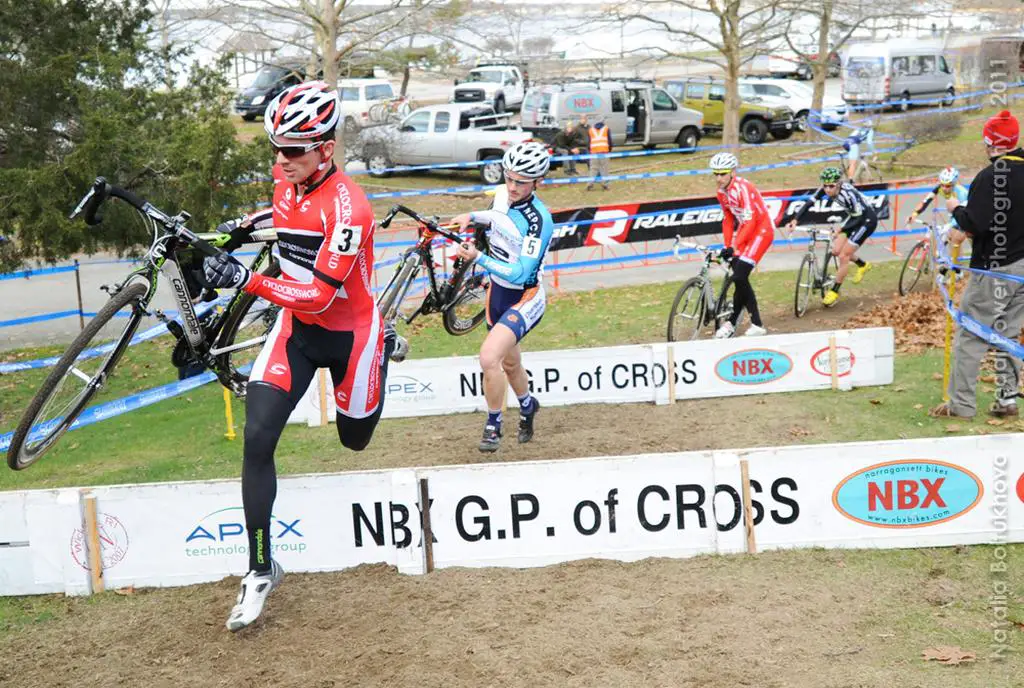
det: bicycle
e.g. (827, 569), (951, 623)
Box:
(7, 177), (279, 470)
(793, 225), (841, 317)
(839, 151), (882, 184)
(666, 238), (738, 341)
(368, 97), (414, 125)
(898, 218), (942, 296)
(376, 204), (490, 336)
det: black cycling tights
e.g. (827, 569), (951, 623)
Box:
(730, 259), (763, 328)
(242, 337), (393, 572)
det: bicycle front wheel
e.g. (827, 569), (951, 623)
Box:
(8, 281), (148, 470)
(442, 260), (488, 336)
(820, 248), (840, 297)
(794, 253), (816, 317)
(213, 262), (282, 394)
(377, 257), (419, 322)
(898, 240), (929, 296)
(667, 277), (707, 342)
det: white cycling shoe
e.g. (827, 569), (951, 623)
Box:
(714, 322), (735, 339)
(744, 324), (767, 337)
(226, 559), (284, 632)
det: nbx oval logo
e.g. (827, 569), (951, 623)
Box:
(185, 506), (303, 543)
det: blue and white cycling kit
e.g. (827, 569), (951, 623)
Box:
(469, 194), (555, 341)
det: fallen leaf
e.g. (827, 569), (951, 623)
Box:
(913, 404), (924, 410)
(114, 586), (135, 596)
(894, 387), (906, 392)
(921, 646), (976, 665)
(987, 419), (1005, 426)
(870, 399), (883, 405)
(789, 426), (812, 438)
(945, 424), (963, 433)
(932, 373), (944, 380)
(980, 374), (996, 383)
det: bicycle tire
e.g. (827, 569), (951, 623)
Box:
(898, 240), (929, 296)
(714, 275), (741, 332)
(820, 246), (840, 297)
(442, 260), (487, 336)
(667, 277), (707, 342)
(8, 281), (148, 470)
(794, 253), (816, 318)
(377, 257), (419, 322)
(213, 261), (282, 394)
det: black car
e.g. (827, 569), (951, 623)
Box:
(235, 63), (306, 121)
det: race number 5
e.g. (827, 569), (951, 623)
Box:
(522, 235), (543, 259)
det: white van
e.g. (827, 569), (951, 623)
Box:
(843, 41), (956, 111)
(520, 79), (703, 149)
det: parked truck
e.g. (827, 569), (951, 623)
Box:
(357, 103), (536, 183)
(450, 61), (529, 113)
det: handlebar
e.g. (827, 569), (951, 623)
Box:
(70, 177), (221, 258)
(380, 204), (469, 244)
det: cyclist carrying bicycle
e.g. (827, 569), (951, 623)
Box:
(906, 166), (969, 246)
(786, 167), (877, 306)
(200, 81), (399, 632)
(450, 142), (554, 452)
(710, 152), (772, 338)
(842, 117), (876, 180)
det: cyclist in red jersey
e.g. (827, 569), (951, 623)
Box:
(201, 81), (399, 632)
(710, 152), (773, 338)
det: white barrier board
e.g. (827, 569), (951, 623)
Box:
(288, 328), (894, 425)
(1, 433), (1020, 596)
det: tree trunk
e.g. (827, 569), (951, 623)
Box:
(809, 1), (832, 117)
(720, 2), (741, 147)
(317, 0), (344, 163)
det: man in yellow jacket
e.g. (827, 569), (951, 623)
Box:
(586, 117), (611, 191)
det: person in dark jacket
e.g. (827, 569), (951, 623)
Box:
(932, 110), (1024, 418)
(552, 120), (583, 175)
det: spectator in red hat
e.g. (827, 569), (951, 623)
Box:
(931, 110), (1024, 419)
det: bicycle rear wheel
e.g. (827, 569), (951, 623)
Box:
(898, 240), (929, 296)
(667, 277), (707, 341)
(794, 253), (816, 317)
(213, 262), (282, 394)
(8, 281), (149, 470)
(442, 260), (488, 336)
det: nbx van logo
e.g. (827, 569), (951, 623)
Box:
(185, 506), (303, 543)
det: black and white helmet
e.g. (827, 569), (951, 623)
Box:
(264, 80), (340, 145)
(502, 141), (551, 179)
(709, 152), (738, 172)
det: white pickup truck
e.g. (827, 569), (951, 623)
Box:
(450, 62), (528, 113)
(357, 104), (535, 184)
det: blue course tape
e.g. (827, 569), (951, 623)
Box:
(0, 370), (219, 453)
(934, 245), (1024, 360)
(0, 265), (80, 281)
(0, 298), (227, 374)
(0, 310), (82, 329)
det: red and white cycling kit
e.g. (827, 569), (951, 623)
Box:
(242, 163), (384, 418)
(717, 175), (775, 264)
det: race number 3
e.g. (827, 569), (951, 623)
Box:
(522, 235), (543, 259)
(331, 222), (362, 255)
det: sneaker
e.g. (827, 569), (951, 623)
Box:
(714, 322), (735, 339)
(479, 424), (502, 453)
(823, 289), (840, 307)
(226, 559), (284, 632)
(744, 324), (767, 337)
(518, 399), (540, 444)
(989, 401), (1019, 418)
(852, 262), (872, 284)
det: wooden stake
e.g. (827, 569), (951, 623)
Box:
(318, 368), (329, 426)
(740, 460), (757, 554)
(829, 334), (839, 391)
(666, 345), (677, 404)
(82, 493), (105, 594)
(419, 478), (435, 573)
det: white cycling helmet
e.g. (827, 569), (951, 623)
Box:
(502, 141), (551, 179)
(264, 80), (340, 146)
(709, 152), (738, 172)
(938, 166), (960, 185)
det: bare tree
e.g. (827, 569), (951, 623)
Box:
(607, 1), (788, 146)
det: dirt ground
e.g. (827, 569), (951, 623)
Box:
(0, 549), (1017, 688)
